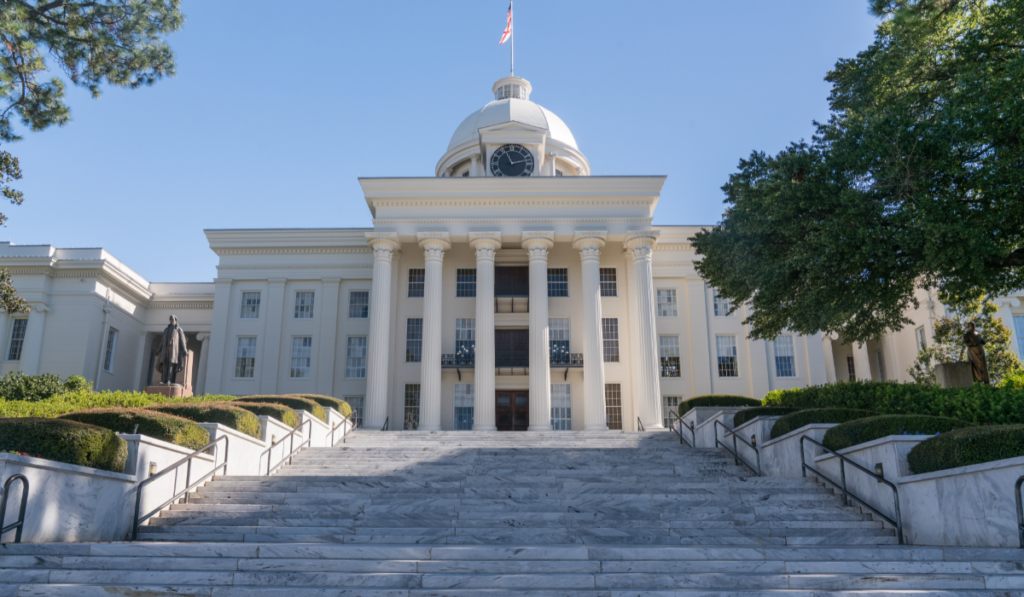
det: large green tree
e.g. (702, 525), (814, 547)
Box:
(692, 0), (1024, 343)
(0, 0), (182, 312)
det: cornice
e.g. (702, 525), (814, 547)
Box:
(374, 217), (652, 225)
(213, 247), (372, 256)
(149, 302), (214, 310)
(217, 264), (372, 271)
(654, 244), (694, 251)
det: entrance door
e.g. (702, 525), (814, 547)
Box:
(496, 391), (529, 431)
(495, 329), (529, 368)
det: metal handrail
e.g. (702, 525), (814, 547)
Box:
(713, 420), (760, 476)
(381, 416), (389, 431)
(264, 418), (313, 476)
(799, 435), (904, 544)
(666, 410), (694, 447)
(132, 435), (229, 540)
(0, 474), (29, 544)
(1015, 475), (1024, 547)
(327, 413), (353, 447)
(637, 417), (645, 432)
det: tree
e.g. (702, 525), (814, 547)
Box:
(0, 0), (183, 313)
(692, 0), (1024, 343)
(908, 294), (1023, 385)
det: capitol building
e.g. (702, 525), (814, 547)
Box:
(2, 76), (1022, 431)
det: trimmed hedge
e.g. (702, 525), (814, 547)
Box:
(0, 371), (92, 402)
(0, 390), (242, 418)
(230, 402), (300, 429)
(908, 425), (1024, 474)
(678, 395), (761, 416)
(147, 403), (262, 439)
(763, 380), (1024, 426)
(770, 408), (877, 439)
(823, 415), (970, 451)
(235, 396), (326, 422)
(0, 417), (126, 472)
(287, 394), (352, 418)
(59, 408), (210, 450)
(733, 407), (798, 428)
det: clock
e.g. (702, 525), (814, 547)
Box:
(489, 144), (535, 177)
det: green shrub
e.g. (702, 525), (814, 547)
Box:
(59, 408), (210, 450)
(0, 390), (240, 418)
(678, 395), (761, 416)
(235, 396), (326, 422)
(230, 402), (300, 428)
(0, 372), (93, 402)
(908, 425), (1024, 474)
(0, 417), (126, 472)
(999, 369), (1024, 390)
(147, 403), (262, 439)
(762, 380), (1024, 426)
(770, 408), (877, 439)
(287, 394), (352, 418)
(733, 407), (798, 427)
(823, 415), (970, 451)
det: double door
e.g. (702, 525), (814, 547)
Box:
(495, 391), (529, 431)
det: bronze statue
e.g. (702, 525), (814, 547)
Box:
(963, 320), (990, 385)
(154, 315), (189, 385)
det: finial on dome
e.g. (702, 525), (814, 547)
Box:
(492, 76), (531, 101)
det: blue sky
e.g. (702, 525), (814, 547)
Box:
(9, 1), (879, 283)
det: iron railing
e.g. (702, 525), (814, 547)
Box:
(1015, 475), (1024, 547)
(264, 419), (313, 476)
(799, 435), (904, 544)
(327, 413), (354, 447)
(637, 417), (645, 432)
(714, 420), (760, 476)
(666, 410), (694, 447)
(0, 474), (29, 544)
(382, 416), (389, 431)
(132, 435), (229, 540)
(441, 354), (475, 368)
(550, 353), (584, 367)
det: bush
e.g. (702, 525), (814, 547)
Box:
(908, 425), (1024, 474)
(762, 380), (1024, 426)
(235, 396), (326, 422)
(999, 369), (1024, 390)
(59, 408), (210, 450)
(823, 415), (970, 451)
(230, 402), (300, 428)
(733, 407), (798, 427)
(678, 395), (761, 416)
(0, 390), (240, 418)
(0, 372), (93, 402)
(770, 408), (877, 439)
(0, 417), (126, 472)
(287, 394), (352, 418)
(147, 403), (262, 439)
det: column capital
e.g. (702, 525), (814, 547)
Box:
(624, 231), (659, 261)
(469, 231), (502, 255)
(321, 277), (343, 284)
(572, 231), (607, 257)
(196, 333), (208, 342)
(521, 231), (554, 256)
(417, 231), (451, 259)
(28, 302), (49, 314)
(366, 232), (400, 257)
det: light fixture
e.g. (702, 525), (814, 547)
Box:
(149, 462), (157, 477)
(874, 463), (884, 481)
(271, 435), (276, 445)
(750, 435), (757, 448)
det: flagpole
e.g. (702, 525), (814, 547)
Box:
(510, 0), (514, 76)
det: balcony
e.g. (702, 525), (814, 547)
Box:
(550, 353), (584, 368)
(441, 354), (475, 368)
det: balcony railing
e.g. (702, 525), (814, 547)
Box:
(441, 354), (475, 368)
(550, 353), (584, 367)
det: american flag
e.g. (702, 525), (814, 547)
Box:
(499, 3), (512, 45)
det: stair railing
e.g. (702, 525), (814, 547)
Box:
(713, 420), (760, 476)
(666, 410), (694, 447)
(637, 417), (645, 432)
(327, 413), (354, 447)
(132, 435), (229, 540)
(0, 474), (29, 544)
(265, 418), (313, 476)
(1015, 475), (1024, 547)
(799, 435), (904, 544)
(381, 416), (389, 431)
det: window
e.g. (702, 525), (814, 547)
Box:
(405, 318), (423, 363)
(346, 337), (367, 378)
(1016, 316), (1024, 360)
(349, 291), (369, 318)
(290, 337), (312, 378)
(657, 289), (677, 317)
(605, 384), (622, 430)
(549, 318), (570, 364)
(404, 384), (420, 430)
(712, 289), (733, 317)
(235, 337), (257, 378)
(659, 336), (681, 377)
(602, 318), (619, 362)
(551, 384), (571, 430)
(716, 335), (738, 377)
(774, 336), (796, 378)
(7, 319), (26, 361)
(548, 268), (568, 297)
(915, 326), (927, 352)
(294, 291), (314, 319)
(455, 318), (475, 359)
(876, 350), (887, 382)
(408, 269), (425, 297)
(240, 291), (261, 319)
(103, 328), (119, 372)
(662, 396), (681, 429)
(599, 268), (617, 297)
(847, 356), (856, 381)
(454, 383), (474, 430)
(345, 396), (364, 427)
(456, 269), (476, 297)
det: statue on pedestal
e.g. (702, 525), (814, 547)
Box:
(963, 320), (990, 385)
(154, 315), (189, 385)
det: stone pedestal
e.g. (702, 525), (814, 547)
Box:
(148, 350), (194, 395)
(934, 362), (974, 388)
(143, 383), (192, 398)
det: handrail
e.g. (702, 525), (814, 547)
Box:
(132, 435), (229, 540)
(1015, 475), (1024, 547)
(265, 418), (313, 476)
(713, 420), (760, 476)
(327, 413), (353, 447)
(381, 416), (389, 431)
(0, 474), (29, 544)
(637, 417), (645, 432)
(799, 435), (904, 544)
(666, 410), (694, 447)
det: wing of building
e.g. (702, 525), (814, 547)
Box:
(3, 76), (1022, 430)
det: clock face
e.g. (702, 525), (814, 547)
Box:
(490, 144), (535, 177)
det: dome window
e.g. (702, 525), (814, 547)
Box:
(495, 83), (529, 101)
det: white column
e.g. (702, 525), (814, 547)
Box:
(195, 333), (211, 395)
(523, 232), (554, 431)
(21, 305), (48, 375)
(470, 232), (501, 431)
(365, 232), (400, 429)
(203, 278), (233, 395)
(132, 331), (148, 391)
(417, 232), (451, 432)
(854, 341), (873, 381)
(821, 334), (838, 383)
(317, 277), (342, 396)
(573, 232), (608, 431)
(624, 232), (663, 430)
(805, 332), (829, 386)
(686, 281), (713, 395)
(260, 279), (287, 394)
(995, 298), (1022, 359)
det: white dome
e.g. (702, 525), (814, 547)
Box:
(447, 78), (578, 151)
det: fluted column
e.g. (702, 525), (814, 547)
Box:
(365, 232), (400, 430)
(523, 232), (554, 431)
(470, 232), (502, 431)
(573, 232), (608, 431)
(21, 304), (48, 376)
(417, 232), (451, 432)
(625, 232), (663, 430)
(853, 342), (873, 381)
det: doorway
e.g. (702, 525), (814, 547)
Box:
(496, 390), (529, 431)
